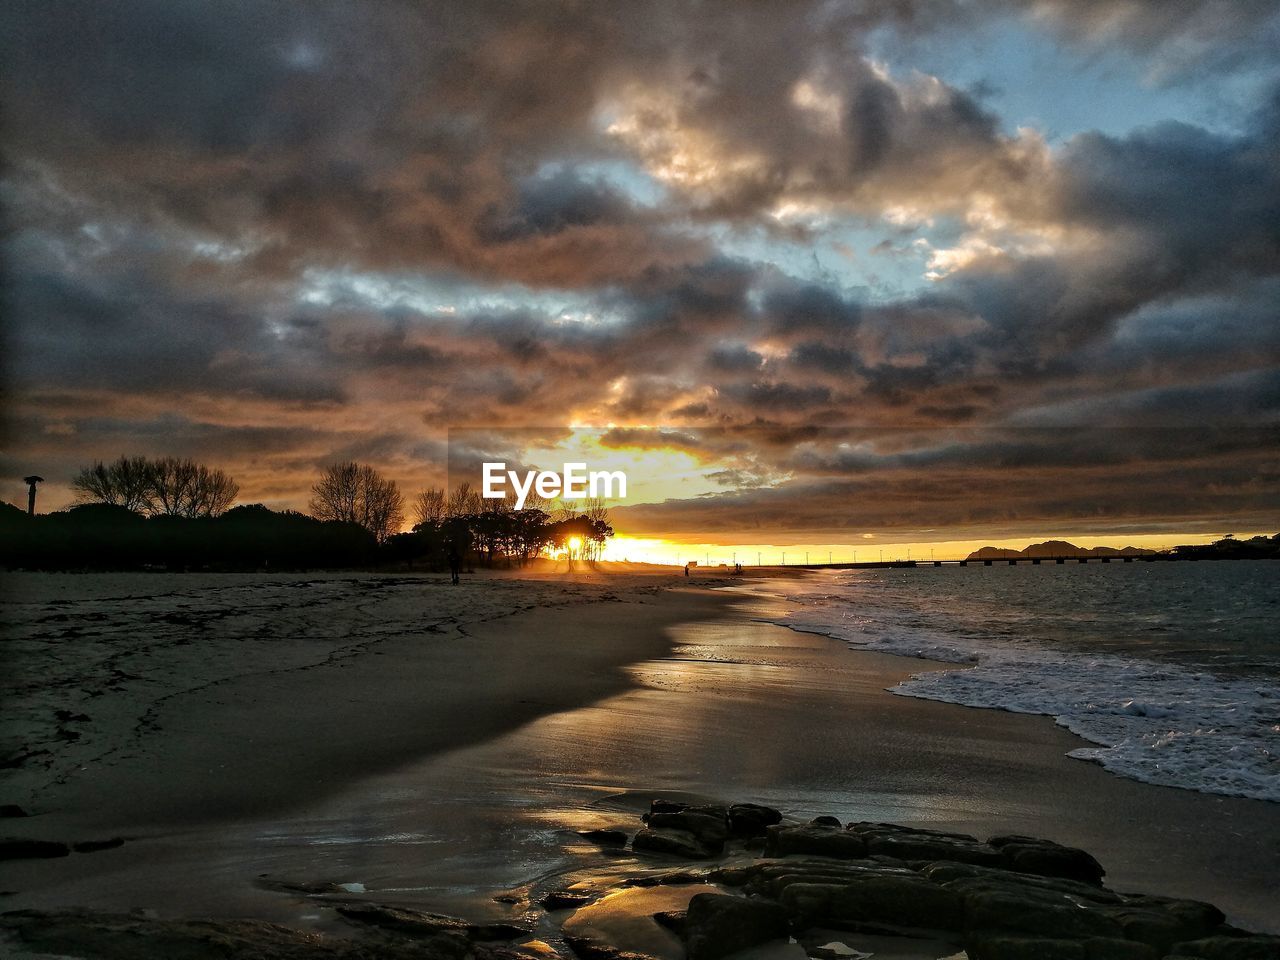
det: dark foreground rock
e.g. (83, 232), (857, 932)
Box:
(0, 838), (70, 860)
(578, 829), (628, 849)
(1166, 938), (1280, 959)
(336, 903), (528, 942)
(631, 827), (718, 859)
(71, 837), (125, 854)
(5, 801), (1274, 960)
(682, 893), (789, 960)
(0, 909), (475, 959)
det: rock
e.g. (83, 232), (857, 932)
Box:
(810, 816), (842, 828)
(716, 857), (917, 901)
(1080, 939), (1162, 960)
(1122, 895), (1225, 941)
(336, 903), (527, 942)
(1167, 936), (1280, 959)
(647, 811), (729, 846)
(72, 837), (125, 854)
(579, 829), (628, 848)
(728, 803), (783, 838)
(846, 823), (1003, 867)
(969, 936), (1159, 960)
(1098, 904), (1222, 954)
(952, 879), (1126, 940)
(847, 822), (982, 844)
(255, 874), (344, 896)
(988, 835), (1105, 886)
(565, 936), (656, 960)
(829, 875), (965, 933)
(684, 804), (730, 820)
(336, 903), (470, 938)
(965, 936), (1087, 960)
(542, 890), (595, 911)
(765, 824), (868, 860)
(868, 833), (1004, 867)
(0, 908), (471, 959)
(919, 862), (1122, 905)
(0, 805), (29, 818)
(777, 882), (844, 923)
(649, 799), (687, 815)
(652, 909), (687, 934)
(471, 922), (537, 942)
(0, 838), (70, 860)
(632, 828), (717, 859)
(683, 893), (790, 960)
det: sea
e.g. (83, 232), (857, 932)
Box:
(758, 560), (1280, 802)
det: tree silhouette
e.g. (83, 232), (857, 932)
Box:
(446, 481), (481, 518)
(72, 456), (155, 512)
(310, 461), (404, 543)
(149, 457), (239, 518)
(72, 455), (238, 517)
(412, 487), (447, 528)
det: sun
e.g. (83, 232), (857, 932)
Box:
(567, 536), (583, 554)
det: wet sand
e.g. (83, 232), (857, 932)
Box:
(2, 573), (1277, 942)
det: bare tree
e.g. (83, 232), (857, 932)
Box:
(310, 461), (405, 542)
(72, 456), (156, 513)
(581, 497), (612, 560)
(412, 487), (447, 529)
(446, 482), (481, 518)
(72, 455), (239, 517)
(149, 457), (239, 518)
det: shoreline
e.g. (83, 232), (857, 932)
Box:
(0, 571), (730, 830)
(2, 570), (1278, 947)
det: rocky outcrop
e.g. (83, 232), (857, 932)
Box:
(682, 893), (789, 960)
(4, 801), (1274, 960)
(335, 903), (528, 942)
(632, 827), (718, 859)
(577, 829), (627, 848)
(0, 909), (480, 959)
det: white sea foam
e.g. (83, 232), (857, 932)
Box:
(761, 579), (1280, 803)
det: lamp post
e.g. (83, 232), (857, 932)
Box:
(23, 475), (43, 516)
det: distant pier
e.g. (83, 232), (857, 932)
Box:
(772, 554), (1169, 570)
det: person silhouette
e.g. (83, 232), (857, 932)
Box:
(447, 543), (462, 585)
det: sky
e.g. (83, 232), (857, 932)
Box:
(2, 0), (1279, 556)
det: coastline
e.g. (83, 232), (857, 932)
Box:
(2, 570), (1277, 949)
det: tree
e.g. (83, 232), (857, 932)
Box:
(149, 457), (239, 518)
(72, 455), (238, 518)
(446, 482), (481, 518)
(412, 487), (447, 529)
(72, 456), (156, 513)
(310, 461), (405, 543)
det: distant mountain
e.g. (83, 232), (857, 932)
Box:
(966, 540), (1156, 560)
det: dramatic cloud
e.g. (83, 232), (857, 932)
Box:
(2, 0), (1277, 539)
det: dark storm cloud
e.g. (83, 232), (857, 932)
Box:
(2, 0), (1277, 532)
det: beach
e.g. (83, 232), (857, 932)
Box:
(2, 568), (1278, 957)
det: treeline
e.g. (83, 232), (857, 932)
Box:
(388, 482), (612, 568)
(3, 457), (613, 571)
(0, 501), (377, 570)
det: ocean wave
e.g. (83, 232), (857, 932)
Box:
(762, 584), (1280, 803)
